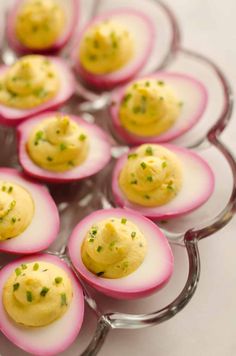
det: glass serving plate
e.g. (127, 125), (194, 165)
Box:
(0, 1), (235, 355)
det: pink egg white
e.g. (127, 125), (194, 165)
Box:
(0, 168), (59, 254)
(112, 145), (215, 220)
(68, 208), (174, 299)
(0, 254), (84, 356)
(110, 72), (208, 144)
(6, 0), (79, 54)
(72, 9), (155, 89)
(17, 112), (112, 183)
(0, 57), (76, 127)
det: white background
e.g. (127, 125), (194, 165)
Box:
(0, 1), (236, 355)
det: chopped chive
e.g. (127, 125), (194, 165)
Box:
(123, 93), (132, 103)
(42, 269), (48, 272)
(61, 293), (67, 306)
(159, 96), (164, 101)
(147, 176), (153, 182)
(56, 129), (60, 134)
(2, 186), (6, 191)
(130, 179), (138, 185)
(13, 283), (20, 291)
(145, 146), (153, 156)
(35, 131), (44, 141)
(11, 217), (16, 223)
(8, 186), (13, 193)
(139, 243), (143, 247)
(157, 80), (164, 86)
(145, 81), (150, 87)
(121, 218), (127, 224)
(91, 228), (97, 236)
(79, 134), (86, 141)
(26, 291), (33, 302)
(131, 231), (136, 239)
(162, 161), (167, 168)
(10, 200), (16, 209)
(144, 194), (150, 200)
(140, 162), (147, 169)
(59, 143), (67, 151)
(40, 287), (49, 297)
(55, 277), (63, 284)
(21, 264), (27, 270)
(96, 271), (105, 276)
(15, 267), (21, 276)
(47, 156), (53, 162)
(109, 241), (116, 250)
(122, 261), (129, 269)
(89, 238), (94, 243)
(128, 153), (138, 159)
(97, 245), (102, 252)
(133, 106), (141, 114)
(33, 263), (39, 271)
(68, 160), (74, 167)
(167, 185), (174, 191)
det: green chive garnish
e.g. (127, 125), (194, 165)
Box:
(47, 156), (53, 162)
(162, 161), (167, 168)
(140, 162), (146, 169)
(26, 291), (33, 302)
(8, 186), (13, 193)
(96, 271), (105, 276)
(2, 186), (6, 191)
(40, 287), (49, 297)
(13, 283), (20, 291)
(131, 232), (136, 239)
(128, 153), (138, 159)
(61, 293), (67, 306)
(11, 217), (16, 223)
(121, 218), (127, 224)
(145, 146), (153, 156)
(15, 267), (21, 276)
(157, 80), (164, 86)
(33, 263), (39, 271)
(130, 179), (138, 185)
(21, 264), (27, 270)
(59, 143), (67, 151)
(97, 245), (102, 252)
(79, 134), (86, 141)
(55, 277), (63, 284)
(144, 194), (150, 200)
(147, 176), (153, 182)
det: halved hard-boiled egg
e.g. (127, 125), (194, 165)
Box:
(0, 254), (84, 355)
(72, 9), (155, 89)
(68, 208), (173, 299)
(110, 73), (208, 144)
(0, 168), (59, 254)
(0, 55), (75, 126)
(6, 0), (79, 53)
(112, 144), (214, 220)
(17, 111), (112, 182)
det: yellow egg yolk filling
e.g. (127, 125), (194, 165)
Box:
(79, 20), (134, 74)
(81, 217), (147, 278)
(27, 115), (89, 172)
(119, 144), (183, 207)
(3, 261), (73, 327)
(0, 181), (34, 241)
(0, 55), (60, 109)
(15, 0), (65, 50)
(119, 79), (182, 136)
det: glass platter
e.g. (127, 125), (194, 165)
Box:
(0, 0), (235, 355)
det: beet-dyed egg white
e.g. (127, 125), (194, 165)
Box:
(0, 168), (59, 254)
(110, 73), (208, 144)
(0, 254), (84, 355)
(112, 144), (214, 220)
(72, 9), (155, 89)
(68, 208), (174, 299)
(17, 112), (111, 182)
(6, 0), (79, 54)
(0, 55), (75, 126)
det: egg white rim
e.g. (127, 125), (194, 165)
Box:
(0, 168), (59, 254)
(112, 145), (215, 220)
(68, 208), (174, 298)
(17, 112), (112, 182)
(110, 72), (208, 144)
(0, 57), (75, 126)
(0, 254), (84, 356)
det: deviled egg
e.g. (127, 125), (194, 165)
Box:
(110, 73), (208, 144)
(0, 55), (75, 126)
(7, 0), (79, 53)
(17, 112), (111, 182)
(72, 9), (155, 89)
(0, 254), (84, 355)
(112, 144), (214, 220)
(68, 208), (174, 299)
(0, 168), (59, 254)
